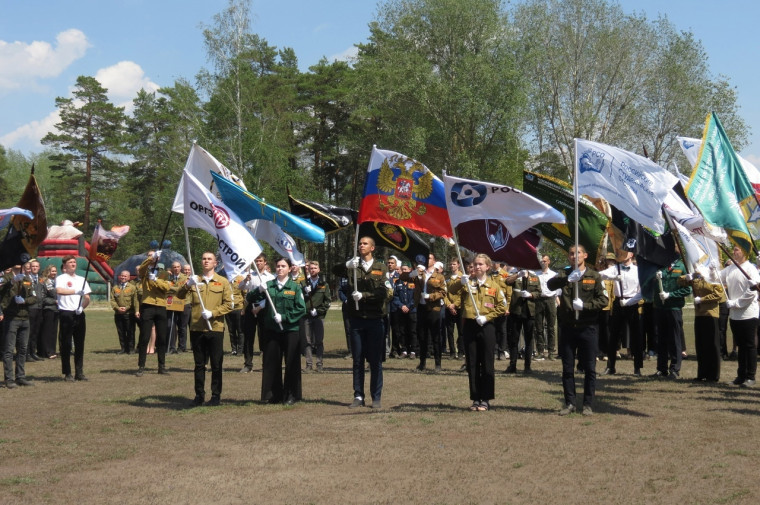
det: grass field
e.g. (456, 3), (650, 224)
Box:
(1, 303), (759, 505)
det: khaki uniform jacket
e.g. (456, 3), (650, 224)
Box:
(3, 273), (37, 320)
(302, 276), (332, 318)
(137, 257), (170, 307)
(414, 271), (446, 312)
(508, 272), (541, 318)
(548, 267), (609, 327)
(445, 271), (464, 309)
(229, 275), (245, 311)
(453, 276), (507, 321)
(111, 281), (139, 313)
(678, 276), (725, 318)
(177, 273), (233, 332)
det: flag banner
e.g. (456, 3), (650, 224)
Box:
(684, 113), (755, 256)
(0, 172), (48, 269)
(455, 220), (542, 269)
(670, 217), (718, 273)
(575, 139), (677, 234)
(444, 173), (564, 237)
(287, 190), (356, 234)
(610, 206), (678, 267)
(211, 172), (325, 243)
(89, 221), (130, 263)
(679, 134), (760, 240)
(358, 147), (451, 238)
(522, 171), (608, 266)
(0, 207), (33, 230)
(183, 171), (262, 278)
(171, 143), (246, 214)
(358, 221), (430, 266)
(248, 220), (305, 267)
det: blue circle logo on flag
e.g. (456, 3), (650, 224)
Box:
(578, 151), (605, 175)
(450, 182), (487, 207)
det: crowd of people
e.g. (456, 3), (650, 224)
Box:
(3, 239), (756, 416)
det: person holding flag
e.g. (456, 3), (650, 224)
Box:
(55, 255), (91, 382)
(135, 251), (172, 377)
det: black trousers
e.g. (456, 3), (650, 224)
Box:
(40, 309), (59, 357)
(655, 309), (683, 374)
(559, 324), (598, 408)
(59, 310), (86, 376)
(225, 309), (243, 353)
(463, 318), (495, 402)
(138, 304), (167, 368)
(260, 329), (302, 403)
(694, 315), (720, 381)
(608, 301), (643, 370)
(396, 311), (417, 354)
(597, 310), (610, 359)
(27, 308), (42, 356)
(417, 305), (442, 368)
(444, 309), (463, 355)
(729, 317), (758, 382)
(242, 309), (259, 368)
(508, 315), (534, 368)
(191, 330), (224, 399)
(114, 312), (133, 352)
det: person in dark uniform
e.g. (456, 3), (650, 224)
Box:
(301, 260), (331, 372)
(25, 260), (44, 362)
(2, 265), (38, 387)
(135, 251), (172, 377)
(451, 253), (506, 411)
(414, 255), (447, 372)
(240, 254), (273, 373)
(505, 268), (541, 374)
(111, 270), (139, 354)
(248, 257), (306, 405)
(391, 262), (419, 359)
(548, 245), (608, 416)
(344, 236), (393, 409)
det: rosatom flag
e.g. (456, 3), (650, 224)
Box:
(183, 170), (262, 278)
(211, 172), (325, 243)
(89, 221), (130, 263)
(172, 143), (245, 214)
(575, 139), (677, 234)
(247, 220), (305, 267)
(684, 113), (755, 256)
(358, 147), (451, 238)
(454, 220), (543, 269)
(444, 173), (565, 236)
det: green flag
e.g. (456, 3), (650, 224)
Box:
(685, 112), (755, 256)
(522, 171), (609, 266)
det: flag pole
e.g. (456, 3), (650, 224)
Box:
(573, 139), (580, 319)
(250, 259), (283, 331)
(452, 228), (480, 319)
(183, 225), (212, 331)
(662, 207), (692, 274)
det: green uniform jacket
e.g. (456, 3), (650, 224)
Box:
(344, 260), (392, 320)
(248, 277), (306, 332)
(177, 273), (233, 332)
(508, 272), (542, 318)
(646, 260), (691, 310)
(3, 274), (38, 320)
(111, 281), (139, 313)
(451, 276), (507, 321)
(548, 267), (608, 327)
(302, 276), (332, 318)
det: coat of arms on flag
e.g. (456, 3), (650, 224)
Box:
(376, 155), (434, 220)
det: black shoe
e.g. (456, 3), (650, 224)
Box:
(633, 368), (642, 377)
(284, 395), (296, 406)
(5, 380), (18, 389)
(158, 367), (170, 375)
(435, 365), (442, 372)
(205, 396), (220, 407)
(349, 397), (365, 408)
(16, 378), (34, 386)
(668, 371), (680, 380)
(504, 364), (517, 374)
(135, 367), (145, 377)
(523, 368), (532, 375)
(415, 364), (425, 371)
(240, 366), (252, 373)
(192, 395), (204, 406)
(169, 349), (178, 355)
(371, 399), (382, 409)
(730, 377), (744, 385)
(651, 370), (667, 378)
(116, 350), (126, 355)
(74, 374), (88, 381)
(602, 368), (616, 375)
(29, 354), (41, 362)
(64, 374), (75, 382)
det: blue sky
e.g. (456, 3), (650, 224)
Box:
(1, 0), (759, 168)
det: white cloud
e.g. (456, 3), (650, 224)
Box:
(0, 29), (90, 91)
(0, 110), (60, 150)
(329, 45), (358, 64)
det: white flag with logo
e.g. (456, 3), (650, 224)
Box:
(172, 143), (247, 213)
(443, 174), (564, 236)
(183, 170), (262, 278)
(575, 139), (677, 234)
(247, 220), (305, 267)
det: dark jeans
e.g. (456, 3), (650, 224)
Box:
(190, 330), (224, 399)
(655, 309), (683, 374)
(597, 310), (610, 359)
(260, 329), (302, 403)
(417, 306), (442, 368)
(242, 310), (259, 368)
(694, 315), (720, 381)
(114, 312), (134, 352)
(729, 317), (758, 382)
(166, 309), (184, 352)
(225, 309), (243, 353)
(508, 315), (534, 368)
(350, 317), (384, 401)
(534, 297), (557, 355)
(396, 311), (417, 354)
(138, 304), (167, 368)
(2, 317), (29, 381)
(559, 324), (598, 408)
(303, 316), (324, 368)
(59, 310), (86, 376)
(463, 318), (495, 402)
(40, 309), (59, 357)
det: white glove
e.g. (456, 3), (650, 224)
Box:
(693, 296), (702, 305)
(655, 271), (663, 279)
(460, 275), (469, 285)
(726, 299), (737, 309)
(423, 293), (430, 300)
(75, 307), (83, 315)
(451, 274), (459, 280)
(409, 269), (418, 278)
(186, 276), (198, 287)
(75, 289), (86, 296)
(475, 315), (487, 326)
(13, 273), (25, 282)
(567, 269), (583, 283)
(352, 291), (363, 302)
(201, 309), (213, 320)
(257, 300), (266, 309)
(518, 270), (529, 278)
(273, 313), (283, 324)
(572, 298), (583, 311)
(154, 249), (162, 259)
(684, 273), (693, 281)
(258, 283), (267, 293)
(613, 275), (623, 282)
(14, 295), (25, 304)
(310, 308), (318, 317)
(520, 290), (532, 298)
(148, 272), (157, 281)
(345, 257), (360, 269)
(659, 292), (670, 301)
(304, 284), (312, 294)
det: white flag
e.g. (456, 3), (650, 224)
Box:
(575, 139), (677, 234)
(183, 170), (262, 279)
(172, 144), (246, 214)
(443, 174), (564, 237)
(247, 220), (305, 267)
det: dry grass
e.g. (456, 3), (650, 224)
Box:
(2, 304), (759, 505)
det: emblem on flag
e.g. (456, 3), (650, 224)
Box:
(578, 150), (606, 175)
(486, 220), (509, 252)
(376, 156), (433, 220)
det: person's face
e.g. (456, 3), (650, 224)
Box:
(171, 263), (181, 275)
(22, 263), (31, 274)
(732, 246), (746, 264)
(290, 264), (300, 274)
(387, 259), (397, 271)
(31, 262), (40, 274)
(569, 247), (587, 268)
(275, 260), (290, 277)
(467, 264), (474, 275)
(358, 239), (374, 257)
(49, 267), (57, 278)
(401, 265), (411, 273)
(118, 271), (130, 283)
(255, 257), (267, 271)
(308, 263), (320, 277)
(540, 256), (550, 269)
(201, 254), (217, 272)
(182, 265), (191, 275)
(473, 258), (490, 277)
(428, 254), (435, 268)
(449, 260), (459, 273)
(63, 259), (77, 275)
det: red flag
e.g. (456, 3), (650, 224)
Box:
(89, 221), (130, 263)
(456, 219), (542, 269)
